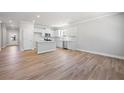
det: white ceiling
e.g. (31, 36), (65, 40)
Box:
(0, 12), (116, 28)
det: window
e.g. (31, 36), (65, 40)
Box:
(11, 34), (16, 41)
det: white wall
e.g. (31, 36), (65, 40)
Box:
(1, 23), (7, 48)
(19, 26), (23, 51)
(76, 13), (124, 58)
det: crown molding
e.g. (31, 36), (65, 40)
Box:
(70, 13), (122, 26)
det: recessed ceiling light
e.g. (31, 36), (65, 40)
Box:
(9, 20), (12, 23)
(33, 20), (35, 23)
(37, 15), (40, 18)
(0, 20), (2, 23)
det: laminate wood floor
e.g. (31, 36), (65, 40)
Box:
(0, 46), (124, 80)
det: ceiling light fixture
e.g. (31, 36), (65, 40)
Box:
(33, 20), (35, 23)
(37, 15), (40, 18)
(9, 20), (12, 23)
(0, 20), (2, 23)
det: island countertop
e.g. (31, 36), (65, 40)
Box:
(36, 40), (56, 54)
(36, 40), (55, 43)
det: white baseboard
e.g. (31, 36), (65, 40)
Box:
(7, 44), (19, 46)
(77, 49), (124, 60)
(2, 46), (6, 48)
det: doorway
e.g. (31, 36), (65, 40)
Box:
(7, 30), (19, 46)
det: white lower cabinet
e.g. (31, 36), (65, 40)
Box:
(36, 41), (56, 54)
(67, 41), (77, 50)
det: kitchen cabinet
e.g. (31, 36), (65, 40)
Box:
(67, 41), (77, 50)
(63, 27), (77, 37)
(34, 25), (54, 37)
(55, 27), (77, 50)
(55, 38), (63, 48)
(36, 41), (56, 54)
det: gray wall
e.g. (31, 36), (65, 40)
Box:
(76, 13), (124, 58)
(1, 23), (7, 48)
(0, 24), (1, 50)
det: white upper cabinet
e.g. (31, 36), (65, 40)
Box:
(34, 25), (45, 33)
(63, 27), (77, 37)
(34, 25), (54, 37)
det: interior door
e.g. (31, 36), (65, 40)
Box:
(22, 22), (34, 50)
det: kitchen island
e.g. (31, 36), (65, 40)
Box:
(36, 41), (56, 54)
